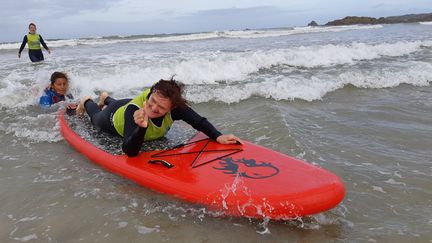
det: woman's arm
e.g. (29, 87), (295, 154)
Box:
(171, 107), (222, 140)
(172, 106), (242, 144)
(122, 105), (147, 157)
(18, 36), (27, 57)
(39, 35), (50, 52)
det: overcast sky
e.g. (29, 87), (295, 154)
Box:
(2, 0), (432, 42)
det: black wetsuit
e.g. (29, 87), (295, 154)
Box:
(84, 97), (222, 157)
(18, 34), (49, 62)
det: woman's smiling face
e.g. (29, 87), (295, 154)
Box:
(144, 91), (172, 118)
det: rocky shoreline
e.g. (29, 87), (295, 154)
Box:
(308, 13), (432, 26)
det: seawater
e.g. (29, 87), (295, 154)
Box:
(0, 23), (431, 242)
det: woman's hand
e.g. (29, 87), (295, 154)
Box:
(216, 134), (242, 145)
(133, 106), (148, 128)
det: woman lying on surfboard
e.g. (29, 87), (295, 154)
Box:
(76, 78), (242, 157)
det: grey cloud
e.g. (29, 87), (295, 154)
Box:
(193, 5), (322, 16)
(1, 0), (116, 20)
(170, 6), (309, 33)
(372, 3), (387, 9)
(193, 6), (289, 17)
(1, 0), (119, 42)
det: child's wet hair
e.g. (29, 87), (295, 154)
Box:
(149, 77), (188, 108)
(50, 72), (68, 85)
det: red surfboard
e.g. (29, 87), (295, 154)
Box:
(59, 111), (345, 220)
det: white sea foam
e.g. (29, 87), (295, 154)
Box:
(204, 25), (382, 40)
(136, 225), (160, 234)
(64, 40), (432, 97)
(0, 42), (22, 50)
(419, 21), (432, 25)
(384, 179), (406, 186)
(117, 222), (128, 228)
(0, 25), (382, 50)
(372, 186), (386, 193)
(0, 113), (62, 143)
(184, 61), (432, 103)
(12, 234), (38, 242)
(1, 40), (430, 109)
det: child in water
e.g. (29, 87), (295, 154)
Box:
(39, 72), (74, 107)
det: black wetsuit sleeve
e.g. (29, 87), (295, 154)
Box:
(171, 107), (222, 140)
(18, 36), (27, 54)
(122, 105), (147, 157)
(39, 35), (49, 50)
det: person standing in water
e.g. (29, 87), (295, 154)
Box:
(18, 23), (51, 62)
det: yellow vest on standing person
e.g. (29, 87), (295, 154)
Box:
(27, 33), (41, 50)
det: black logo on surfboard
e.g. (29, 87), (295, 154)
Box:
(213, 157), (279, 179)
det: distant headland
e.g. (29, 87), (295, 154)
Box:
(308, 13), (432, 26)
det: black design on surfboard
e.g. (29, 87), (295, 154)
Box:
(213, 157), (280, 179)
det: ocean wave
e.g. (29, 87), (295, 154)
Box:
(184, 61), (432, 103)
(54, 41), (432, 95)
(419, 21), (432, 25)
(205, 25), (382, 40)
(189, 40), (427, 74)
(1, 64), (430, 141)
(66, 39), (432, 87)
(1, 40), (431, 109)
(0, 112), (62, 143)
(0, 25), (383, 50)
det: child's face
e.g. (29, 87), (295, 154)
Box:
(52, 78), (68, 95)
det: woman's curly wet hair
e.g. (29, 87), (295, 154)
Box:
(149, 77), (188, 109)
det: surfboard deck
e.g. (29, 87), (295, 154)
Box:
(59, 111), (345, 220)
